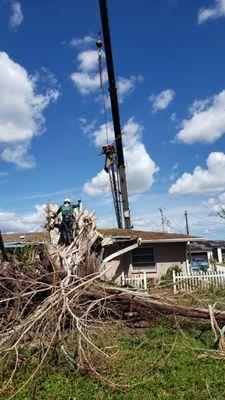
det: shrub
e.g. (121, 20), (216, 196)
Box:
(159, 265), (182, 286)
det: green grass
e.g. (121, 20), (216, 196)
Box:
(2, 318), (225, 400)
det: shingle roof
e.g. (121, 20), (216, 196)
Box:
(98, 228), (195, 240)
(191, 240), (225, 251)
(2, 232), (49, 243)
(2, 228), (197, 244)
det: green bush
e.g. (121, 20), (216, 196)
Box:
(159, 265), (182, 286)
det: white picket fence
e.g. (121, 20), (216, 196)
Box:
(215, 265), (225, 273)
(173, 270), (225, 293)
(121, 272), (147, 292)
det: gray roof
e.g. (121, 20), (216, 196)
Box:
(191, 240), (225, 252)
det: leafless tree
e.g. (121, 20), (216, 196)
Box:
(217, 205), (225, 219)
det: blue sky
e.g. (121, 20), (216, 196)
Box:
(1, 0), (225, 238)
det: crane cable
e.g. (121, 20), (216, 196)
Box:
(96, 33), (123, 227)
(96, 33), (109, 144)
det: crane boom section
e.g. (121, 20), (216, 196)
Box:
(98, 0), (132, 230)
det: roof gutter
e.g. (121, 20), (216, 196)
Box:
(142, 238), (204, 244)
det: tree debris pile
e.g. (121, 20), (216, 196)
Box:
(1, 206), (225, 398)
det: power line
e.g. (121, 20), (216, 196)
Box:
(189, 213), (225, 226)
(173, 224), (186, 233)
(171, 216), (185, 230)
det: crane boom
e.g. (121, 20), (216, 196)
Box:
(98, 0), (132, 230)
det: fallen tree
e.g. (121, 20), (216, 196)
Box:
(1, 205), (225, 398)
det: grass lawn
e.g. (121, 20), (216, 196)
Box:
(2, 290), (225, 399)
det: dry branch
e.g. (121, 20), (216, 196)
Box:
(1, 204), (225, 397)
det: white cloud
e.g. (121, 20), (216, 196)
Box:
(9, 0), (24, 29)
(169, 172), (177, 181)
(170, 112), (177, 122)
(0, 187), (78, 203)
(176, 90), (225, 144)
(70, 49), (142, 99)
(70, 35), (94, 48)
(77, 50), (99, 71)
(0, 52), (59, 168)
(149, 89), (175, 113)
(219, 192), (225, 202)
(198, 0), (225, 24)
(83, 170), (110, 196)
(96, 215), (115, 228)
(70, 49), (104, 94)
(172, 162), (179, 170)
(189, 98), (211, 114)
(0, 204), (46, 233)
(168, 163), (179, 182)
(93, 122), (114, 147)
(78, 118), (97, 135)
(71, 71), (104, 95)
(1, 144), (35, 169)
(201, 194), (225, 217)
(117, 75), (143, 102)
(169, 152), (225, 196)
(84, 118), (158, 196)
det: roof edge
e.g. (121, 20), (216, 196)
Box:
(142, 237), (204, 243)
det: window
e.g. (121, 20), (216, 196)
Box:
(132, 246), (155, 269)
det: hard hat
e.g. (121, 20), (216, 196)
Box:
(64, 198), (71, 204)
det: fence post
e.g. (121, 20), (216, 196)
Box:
(143, 271), (147, 291)
(173, 270), (177, 294)
(121, 272), (125, 286)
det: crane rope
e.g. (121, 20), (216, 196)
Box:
(96, 33), (123, 228)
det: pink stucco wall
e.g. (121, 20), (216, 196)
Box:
(104, 242), (188, 282)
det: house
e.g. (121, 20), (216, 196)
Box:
(1, 229), (201, 281)
(99, 228), (201, 281)
(191, 240), (225, 264)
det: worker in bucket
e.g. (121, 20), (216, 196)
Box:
(53, 199), (81, 246)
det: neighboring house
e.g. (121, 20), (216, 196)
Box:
(191, 240), (225, 264)
(99, 229), (201, 281)
(2, 229), (201, 281)
(2, 232), (49, 243)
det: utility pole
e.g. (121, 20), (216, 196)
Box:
(159, 208), (171, 233)
(159, 208), (165, 232)
(98, 0), (131, 229)
(184, 210), (189, 235)
(185, 210), (192, 268)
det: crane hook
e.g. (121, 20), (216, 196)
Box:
(96, 38), (103, 49)
(96, 31), (103, 49)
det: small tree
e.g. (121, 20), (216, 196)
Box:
(217, 205), (225, 219)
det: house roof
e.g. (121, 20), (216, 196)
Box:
(2, 229), (200, 245)
(190, 241), (211, 252)
(2, 232), (49, 243)
(206, 240), (225, 249)
(99, 228), (199, 242)
(191, 240), (225, 252)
